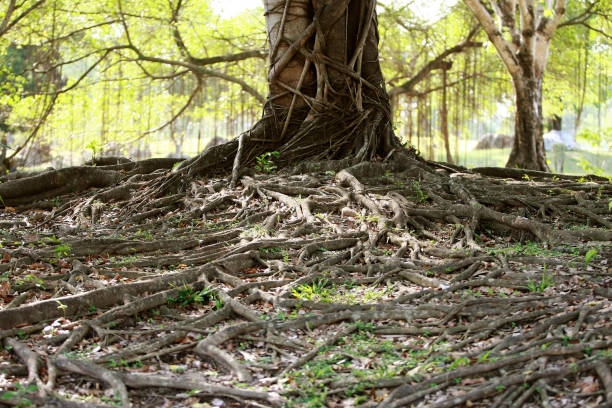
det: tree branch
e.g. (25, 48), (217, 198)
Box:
(463, 0), (520, 76)
(0, 0), (46, 38)
(388, 27), (482, 98)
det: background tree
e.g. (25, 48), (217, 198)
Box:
(463, 0), (567, 170)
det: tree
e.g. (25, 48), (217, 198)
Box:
(463, 0), (566, 170)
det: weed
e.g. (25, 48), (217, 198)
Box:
(15, 274), (46, 289)
(41, 235), (61, 244)
(52, 243), (72, 258)
(100, 394), (123, 407)
(528, 268), (553, 292)
(354, 321), (375, 334)
(412, 181), (429, 203)
(362, 287), (385, 302)
(448, 357), (470, 370)
(56, 300), (68, 314)
(1, 383), (37, 407)
(167, 284), (214, 307)
(259, 247), (289, 262)
(212, 292), (223, 310)
(242, 223), (269, 238)
(255, 151), (280, 173)
(85, 140), (102, 159)
(292, 279), (331, 302)
(135, 229), (154, 240)
(584, 249), (598, 266)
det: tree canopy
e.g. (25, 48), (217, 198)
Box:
(0, 0), (609, 173)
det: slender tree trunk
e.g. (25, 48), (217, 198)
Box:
(440, 62), (453, 164)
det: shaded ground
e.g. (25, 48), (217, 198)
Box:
(0, 156), (611, 408)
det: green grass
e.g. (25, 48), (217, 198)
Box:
(434, 147), (612, 177)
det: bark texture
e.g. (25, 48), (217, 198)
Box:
(506, 76), (548, 170)
(259, 0), (399, 163)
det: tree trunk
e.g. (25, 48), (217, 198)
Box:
(172, 0), (406, 179)
(257, 0), (398, 163)
(440, 62), (453, 164)
(505, 76), (549, 171)
(462, 0), (565, 172)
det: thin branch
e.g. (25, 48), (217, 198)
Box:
(389, 27), (482, 98)
(141, 74), (202, 136)
(463, 0), (520, 76)
(0, 0), (46, 38)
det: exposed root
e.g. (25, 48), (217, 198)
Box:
(0, 154), (610, 407)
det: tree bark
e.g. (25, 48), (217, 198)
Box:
(505, 76), (549, 171)
(440, 62), (453, 164)
(256, 0), (398, 163)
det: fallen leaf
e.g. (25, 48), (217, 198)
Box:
(461, 378), (486, 386)
(579, 376), (599, 393)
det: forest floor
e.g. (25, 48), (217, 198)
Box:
(0, 155), (611, 408)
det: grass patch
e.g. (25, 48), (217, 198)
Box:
(434, 147), (612, 177)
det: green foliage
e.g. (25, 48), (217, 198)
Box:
(255, 151), (280, 173)
(1, 382), (37, 408)
(166, 284), (215, 307)
(292, 279), (331, 302)
(52, 243), (72, 258)
(412, 181), (429, 203)
(584, 249), (598, 266)
(85, 140), (103, 159)
(527, 269), (554, 292)
(16, 274), (46, 289)
(0, 0), (609, 177)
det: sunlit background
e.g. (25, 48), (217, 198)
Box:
(1, 0), (610, 175)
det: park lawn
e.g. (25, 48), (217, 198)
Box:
(439, 148), (612, 177)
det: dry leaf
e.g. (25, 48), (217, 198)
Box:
(461, 377), (486, 386)
(579, 376), (599, 393)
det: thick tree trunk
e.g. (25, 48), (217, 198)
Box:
(171, 0), (405, 180)
(505, 76), (549, 171)
(259, 0), (399, 163)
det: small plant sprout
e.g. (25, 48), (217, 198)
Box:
(86, 140), (103, 159)
(255, 151), (280, 173)
(52, 243), (72, 258)
(584, 249), (597, 266)
(412, 180), (429, 203)
(528, 267), (553, 292)
(1, 382), (38, 407)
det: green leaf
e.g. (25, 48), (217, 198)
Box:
(584, 249), (597, 266)
(1, 391), (17, 400)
